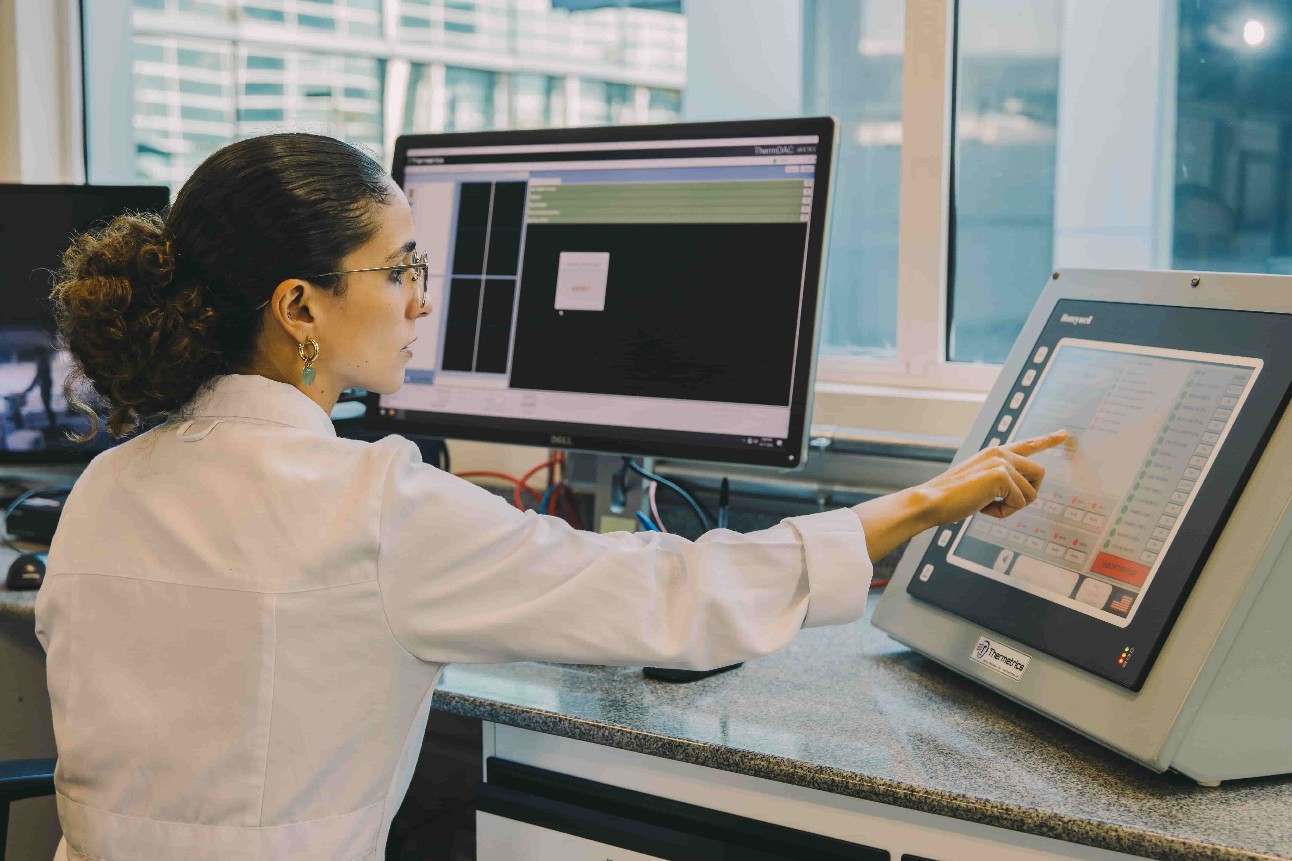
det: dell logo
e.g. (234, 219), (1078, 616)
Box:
(1060, 313), (1094, 325)
(550, 435), (573, 446)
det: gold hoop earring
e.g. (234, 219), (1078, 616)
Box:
(298, 336), (320, 387)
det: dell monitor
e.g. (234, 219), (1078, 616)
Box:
(875, 268), (1292, 784)
(0, 184), (170, 461)
(365, 117), (838, 469)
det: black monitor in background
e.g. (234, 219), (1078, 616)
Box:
(0, 184), (170, 462)
(367, 117), (838, 469)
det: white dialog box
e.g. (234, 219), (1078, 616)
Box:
(554, 252), (610, 311)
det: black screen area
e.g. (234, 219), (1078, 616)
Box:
(907, 300), (1292, 690)
(0, 184), (169, 460)
(509, 222), (805, 406)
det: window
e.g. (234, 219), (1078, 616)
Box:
(948, 0), (1062, 364)
(805, 0), (905, 360)
(948, 0), (1292, 366)
(87, 1), (688, 193)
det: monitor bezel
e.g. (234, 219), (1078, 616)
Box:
(365, 116), (838, 469)
(0, 183), (171, 464)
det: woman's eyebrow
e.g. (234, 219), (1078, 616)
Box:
(386, 240), (417, 262)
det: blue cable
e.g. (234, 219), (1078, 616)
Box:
(635, 510), (660, 532)
(539, 483), (558, 514)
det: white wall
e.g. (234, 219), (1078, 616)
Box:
(0, 0), (83, 183)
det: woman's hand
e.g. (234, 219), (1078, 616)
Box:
(916, 429), (1069, 525)
(850, 430), (1068, 562)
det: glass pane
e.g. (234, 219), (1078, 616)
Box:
(131, 37), (236, 188)
(445, 67), (496, 131)
(1173, 3), (1292, 273)
(806, 0), (905, 358)
(509, 73), (554, 129)
(948, 1), (1292, 366)
(947, 0), (1062, 364)
(96, 1), (687, 190)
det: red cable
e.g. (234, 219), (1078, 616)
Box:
(517, 457), (559, 510)
(454, 470), (543, 510)
(870, 578), (891, 590)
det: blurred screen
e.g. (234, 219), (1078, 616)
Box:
(0, 184), (169, 457)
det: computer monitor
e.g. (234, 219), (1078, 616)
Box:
(365, 117), (838, 469)
(874, 268), (1292, 783)
(0, 184), (170, 461)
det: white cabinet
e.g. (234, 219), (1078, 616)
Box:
(480, 723), (1150, 861)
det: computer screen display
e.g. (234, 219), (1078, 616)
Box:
(906, 299), (1292, 689)
(366, 118), (837, 468)
(947, 340), (1260, 626)
(0, 184), (170, 460)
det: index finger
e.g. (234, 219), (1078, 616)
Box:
(1005, 429), (1068, 457)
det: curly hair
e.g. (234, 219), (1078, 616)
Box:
(49, 133), (393, 441)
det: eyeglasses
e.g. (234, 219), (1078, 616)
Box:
(255, 251), (430, 310)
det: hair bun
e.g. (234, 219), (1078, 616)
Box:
(51, 211), (219, 439)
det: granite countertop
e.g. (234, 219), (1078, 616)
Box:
(6, 578), (1291, 860)
(432, 595), (1292, 861)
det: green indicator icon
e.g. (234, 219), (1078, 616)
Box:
(1115, 516), (1123, 525)
(1151, 448), (1158, 456)
(1104, 540), (1111, 549)
(1157, 436), (1165, 444)
(1121, 505), (1129, 514)
(1109, 529), (1118, 537)
(1138, 471), (1146, 480)
(1133, 482), (1141, 491)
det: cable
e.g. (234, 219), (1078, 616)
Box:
(610, 458), (630, 513)
(558, 483), (582, 529)
(648, 480), (668, 533)
(635, 511), (659, 532)
(540, 481), (560, 515)
(516, 457), (560, 510)
(623, 459), (710, 532)
(870, 578), (891, 590)
(717, 477), (730, 530)
(453, 471), (542, 510)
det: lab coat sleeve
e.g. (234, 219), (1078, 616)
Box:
(374, 437), (872, 668)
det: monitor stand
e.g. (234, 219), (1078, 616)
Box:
(635, 457), (744, 683)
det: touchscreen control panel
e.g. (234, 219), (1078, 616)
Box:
(906, 299), (1292, 689)
(946, 341), (1259, 627)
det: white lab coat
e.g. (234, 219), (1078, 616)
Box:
(34, 373), (872, 860)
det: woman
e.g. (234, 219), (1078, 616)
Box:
(35, 133), (1064, 861)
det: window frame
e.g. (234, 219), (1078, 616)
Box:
(72, 0), (987, 440)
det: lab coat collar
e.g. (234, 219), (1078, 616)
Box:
(186, 374), (337, 438)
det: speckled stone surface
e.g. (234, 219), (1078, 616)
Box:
(434, 594), (1292, 861)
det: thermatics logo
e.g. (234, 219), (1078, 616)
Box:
(1060, 313), (1094, 325)
(970, 635), (1031, 681)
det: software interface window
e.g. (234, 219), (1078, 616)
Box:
(943, 341), (1260, 626)
(382, 135), (820, 448)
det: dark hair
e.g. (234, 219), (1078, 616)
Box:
(50, 133), (394, 440)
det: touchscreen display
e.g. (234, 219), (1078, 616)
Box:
(906, 299), (1292, 689)
(945, 340), (1260, 627)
